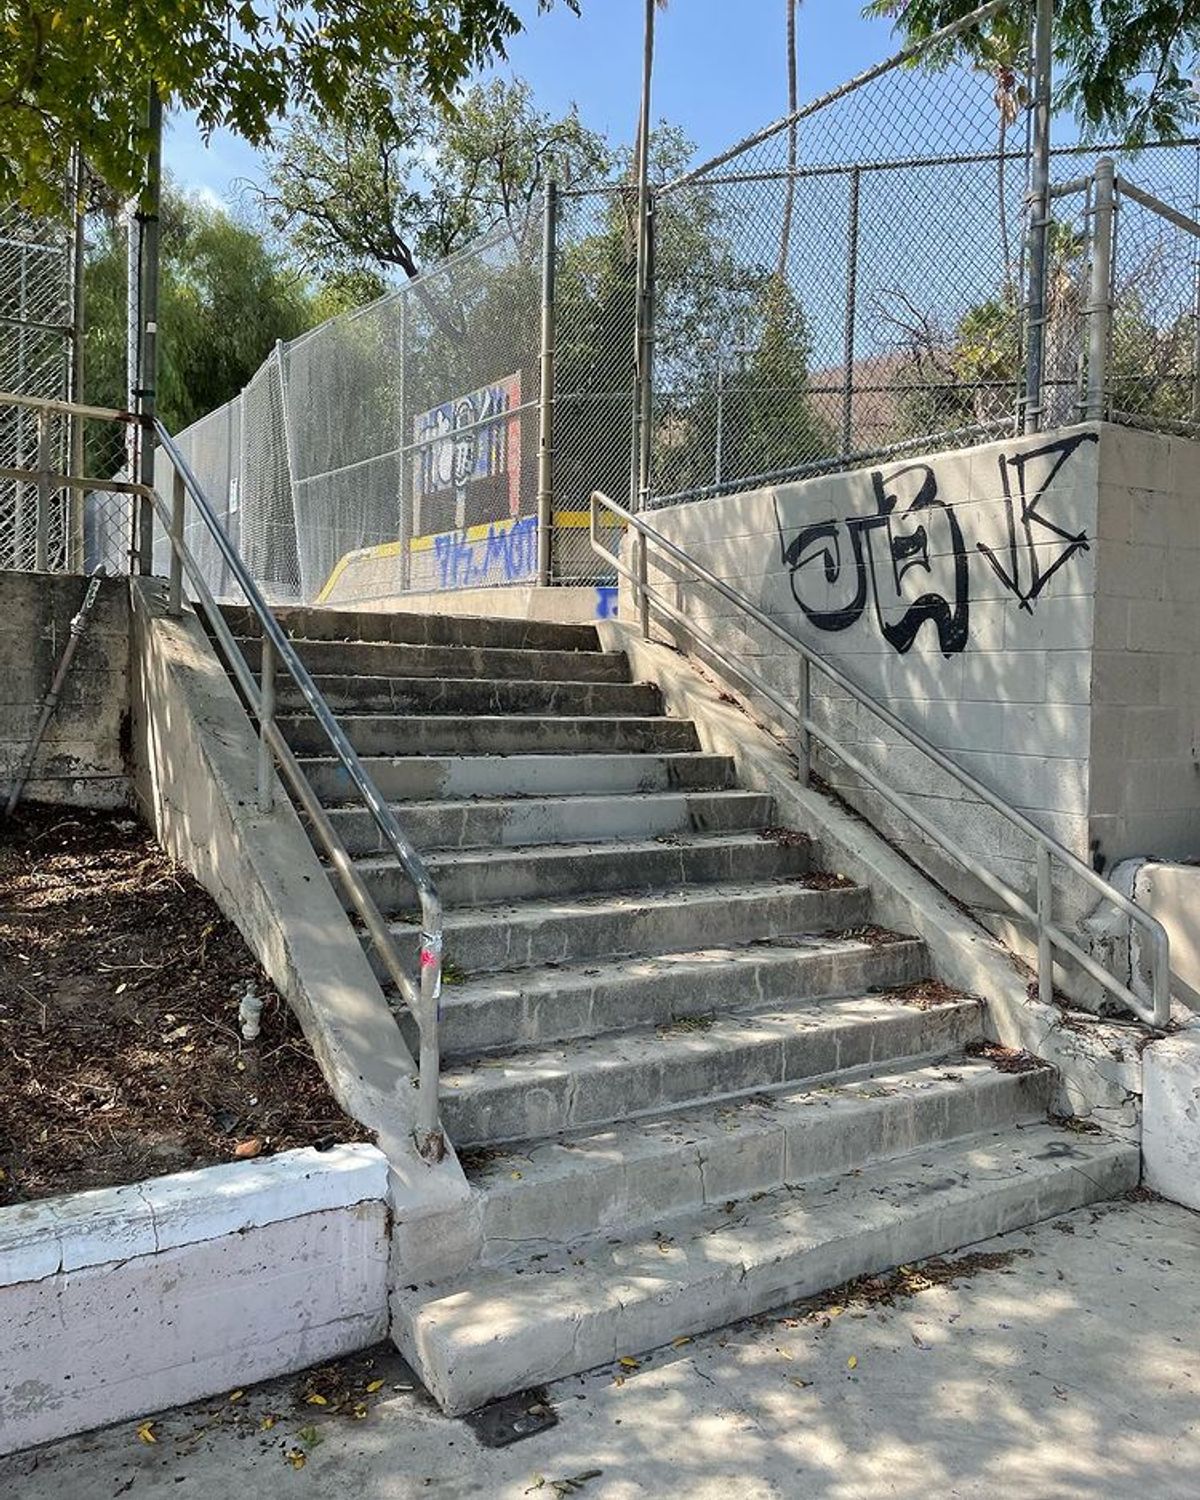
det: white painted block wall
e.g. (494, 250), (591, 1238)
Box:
(634, 422), (1200, 930)
(0, 1146), (390, 1457)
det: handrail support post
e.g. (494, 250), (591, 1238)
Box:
(796, 656), (811, 786)
(168, 467), (185, 616)
(1036, 842), (1053, 1005)
(257, 633), (275, 814)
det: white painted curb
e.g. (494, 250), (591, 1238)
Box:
(0, 1144), (391, 1457)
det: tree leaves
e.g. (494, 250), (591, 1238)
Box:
(0, 1), (583, 212)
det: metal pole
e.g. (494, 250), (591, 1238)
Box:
(841, 166), (861, 460)
(69, 148), (87, 571)
(1022, 0), (1053, 434)
(796, 656), (811, 787)
(714, 359), (725, 485)
(630, 0), (656, 510)
(398, 288), (411, 591)
(35, 408), (51, 571)
(637, 529), (650, 640)
(637, 195), (656, 505)
(1085, 158), (1116, 422)
(1036, 842), (1053, 1004)
(135, 85), (162, 573)
(257, 633), (275, 814)
(168, 466), (185, 615)
(536, 177), (558, 586)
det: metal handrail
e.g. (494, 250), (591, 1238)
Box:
(149, 420), (445, 1160)
(590, 488), (1171, 1027)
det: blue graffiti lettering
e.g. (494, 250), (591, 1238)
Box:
(433, 515), (539, 590)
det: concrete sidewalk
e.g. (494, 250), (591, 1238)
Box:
(3, 1193), (1197, 1499)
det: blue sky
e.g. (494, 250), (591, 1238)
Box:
(166, 0), (899, 211)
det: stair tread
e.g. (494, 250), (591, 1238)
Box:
(462, 1053), (1051, 1193)
(439, 989), (963, 1094)
(397, 1122), (1137, 1409)
(433, 930), (915, 993)
(232, 634), (623, 662)
(396, 876), (869, 935)
(299, 751), (728, 770)
(353, 829), (808, 874)
(346, 787), (771, 819)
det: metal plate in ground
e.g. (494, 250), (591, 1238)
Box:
(463, 1389), (558, 1447)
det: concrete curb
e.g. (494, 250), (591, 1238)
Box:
(601, 621), (1145, 1140)
(0, 1147), (390, 1457)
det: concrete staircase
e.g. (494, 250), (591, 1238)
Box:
(220, 603), (1139, 1414)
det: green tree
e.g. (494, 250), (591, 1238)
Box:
(258, 76), (613, 284)
(868, 0), (1200, 142)
(1, 0), (579, 212)
(84, 186), (317, 432)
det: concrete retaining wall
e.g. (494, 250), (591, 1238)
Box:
(0, 1145), (389, 1457)
(0, 572), (131, 809)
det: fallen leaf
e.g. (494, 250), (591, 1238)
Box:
(618, 1356), (640, 1370)
(260, 1415), (277, 1431)
(305, 1393), (328, 1406)
(297, 1425), (323, 1447)
(510, 1171), (523, 1180)
(228, 1390), (245, 1403)
(136, 1421), (157, 1445)
(365, 1379), (385, 1393)
(847, 1355), (858, 1370)
(549, 1472), (603, 1497)
(788, 1376), (811, 1388)
(775, 1347), (794, 1360)
(352, 1403), (368, 1420)
(233, 1138), (262, 1159)
(670, 1336), (691, 1348)
(285, 1449), (306, 1470)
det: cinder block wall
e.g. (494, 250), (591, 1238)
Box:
(0, 572), (131, 809)
(634, 424), (1197, 926)
(1090, 427), (1200, 865)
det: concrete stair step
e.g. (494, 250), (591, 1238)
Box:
(274, 674), (661, 718)
(278, 713), (701, 758)
(467, 1056), (1057, 1260)
(325, 789), (775, 856)
(235, 634), (630, 685)
(437, 991), (976, 1146)
(218, 603), (601, 653)
(380, 879), (871, 979)
(395, 934), (926, 1055)
(354, 830), (814, 915)
(395, 1122), (1138, 1413)
(303, 751), (735, 806)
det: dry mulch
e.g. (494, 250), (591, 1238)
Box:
(0, 803), (368, 1205)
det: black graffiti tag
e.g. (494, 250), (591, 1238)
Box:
(976, 431), (1096, 611)
(775, 462), (970, 657)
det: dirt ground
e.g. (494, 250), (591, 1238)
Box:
(0, 802), (367, 1205)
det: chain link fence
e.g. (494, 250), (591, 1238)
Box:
(0, 205), (77, 570)
(7, 0), (1187, 602)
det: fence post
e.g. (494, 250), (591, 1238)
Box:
(69, 146), (87, 572)
(1022, 0), (1053, 434)
(168, 467), (185, 615)
(1085, 157), (1116, 422)
(398, 287), (412, 591)
(630, 0), (656, 511)
(841, 165), (861, 460)
(537, 177), (558, 587)
(135, 85), (162, 574)
(34, 408), (51, 572)
(636, 195), (656, 507)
